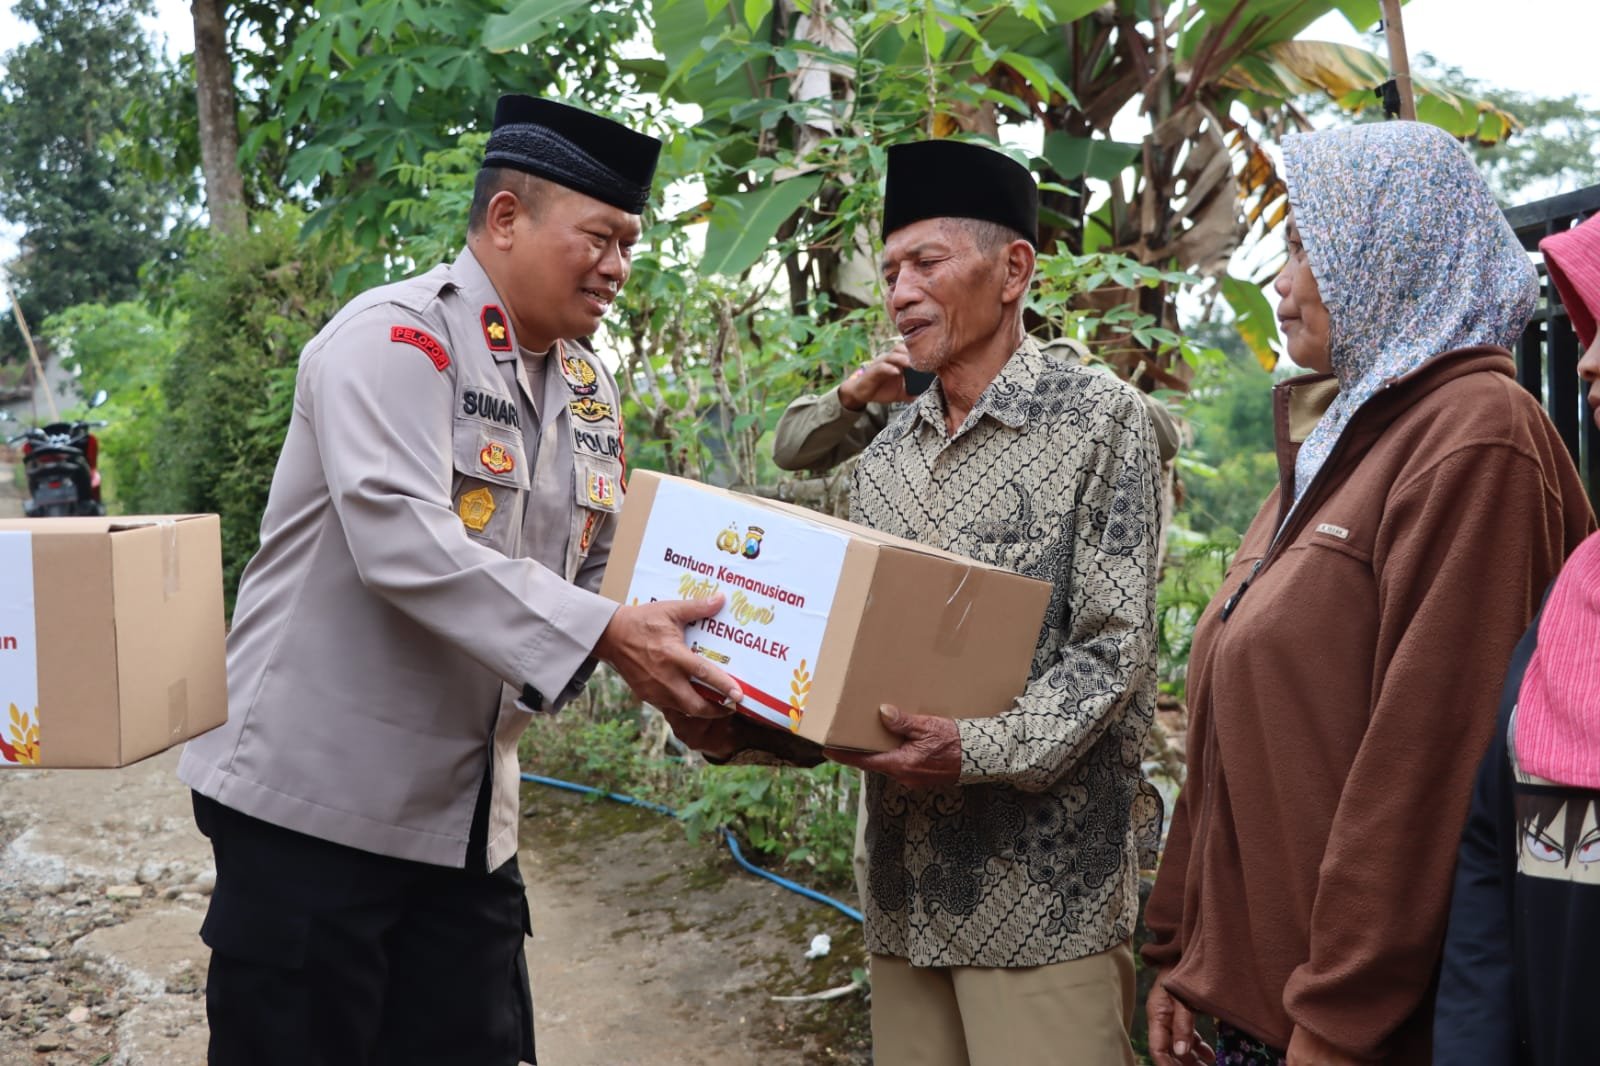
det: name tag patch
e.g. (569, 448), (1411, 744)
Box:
(390, 326), (450, 371)
(1314, 522), (1350, 540)
(462, 389), (521, 430)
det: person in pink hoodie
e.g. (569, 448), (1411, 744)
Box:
(1434, 208), (1600, 1066)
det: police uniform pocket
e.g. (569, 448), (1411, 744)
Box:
(453, 420), (527, 547)
(574, 455), (622, 514)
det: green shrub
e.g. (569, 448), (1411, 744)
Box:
(155, 210), (350, 606)
(39, 300), (181, 512)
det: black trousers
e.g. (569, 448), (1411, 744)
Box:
(192, 794), (537, 1066)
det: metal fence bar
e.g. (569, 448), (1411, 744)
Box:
(1505, 183), (1600, 503)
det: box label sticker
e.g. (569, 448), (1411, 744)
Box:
(626, 480), (848, 732)
(0, 532), (39, 766)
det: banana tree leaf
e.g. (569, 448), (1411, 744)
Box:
(1220, 273), (1280, 371)
(483, 0), (592, 50)
(1329, 0), (1384, 29)
(700, 174), (824, 277)
(1042, 133), (1142, 182)
(1177, 0), (1397, 65)
(1219, 40), (1520, 144)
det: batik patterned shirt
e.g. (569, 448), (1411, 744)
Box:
(849, 337), (1161, 968)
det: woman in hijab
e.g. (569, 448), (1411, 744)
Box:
(1140, 120), (1595, 1066)
(1434, 210), (1600, 1066)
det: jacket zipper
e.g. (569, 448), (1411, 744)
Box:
(1216, 407), (1366, 621)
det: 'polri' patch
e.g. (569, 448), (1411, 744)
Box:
(390, 326), (450, 371)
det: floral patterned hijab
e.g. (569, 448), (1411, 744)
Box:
(1282, 121), (1538, 503)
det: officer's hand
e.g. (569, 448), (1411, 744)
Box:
(838, 343), (916, 411)
(824, 705), (960, 788)
(595, 597), (743, 719)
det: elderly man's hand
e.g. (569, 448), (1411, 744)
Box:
(659, 708), (743, 761)
(838, 343), (916, 411)
(594, 596), (743, 719)
(824, 706), (960, 787)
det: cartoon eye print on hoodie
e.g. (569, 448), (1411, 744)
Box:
(1525, 827), (1565, 864)
(1576, 827), (1600, 866)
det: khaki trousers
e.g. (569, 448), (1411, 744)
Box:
(869, 942), (1137, 1066)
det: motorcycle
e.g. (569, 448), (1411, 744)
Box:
(0, 389), (110, 516)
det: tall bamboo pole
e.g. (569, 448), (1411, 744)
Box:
(1380, 0), (1417, 121)
(4, 282), (59, 422)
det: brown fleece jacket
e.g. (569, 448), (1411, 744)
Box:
(1142, 348), (1594, 1061)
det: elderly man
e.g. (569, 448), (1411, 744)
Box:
(672, 139), (1162, 1064)
(177, 96), (740, 1066)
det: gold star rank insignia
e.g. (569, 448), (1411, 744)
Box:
(480, 305), (513, 352)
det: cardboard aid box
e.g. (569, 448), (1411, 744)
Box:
(0, 515), (227, 769)
(600, 472), (1052, 752)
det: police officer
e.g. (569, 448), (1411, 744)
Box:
(177, 95), (742, 1065)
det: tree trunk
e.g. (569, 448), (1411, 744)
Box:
(191, 0), (246, 236)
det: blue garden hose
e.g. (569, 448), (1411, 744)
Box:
(521, 771), (864, 923)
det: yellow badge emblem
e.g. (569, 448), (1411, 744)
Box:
(458, 486), (496, 533)
(569, 397), (614, 423)
(587, 470), (616, 509)
(479, 441), (515, 476)
(560, 353), (599, 396)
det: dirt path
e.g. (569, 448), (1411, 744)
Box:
(0, 752), (871, 1065)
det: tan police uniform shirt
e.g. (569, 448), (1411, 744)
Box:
(178, 247), (626, 870)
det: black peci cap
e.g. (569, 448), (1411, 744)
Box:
(482, 95), (663, 215)
(882, 140), (1038, 246)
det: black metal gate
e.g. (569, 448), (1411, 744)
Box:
(1506, 185), (1600, 502)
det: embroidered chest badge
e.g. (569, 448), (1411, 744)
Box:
(569, 397), (613, 423)
(587, 470), (615, 508)
(560, 353), (599, 396)
(480, 305), (513, 352)
(390, 325), (450, 371)
(480, 441), (516, 476)
(458, 486), (496, 532)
